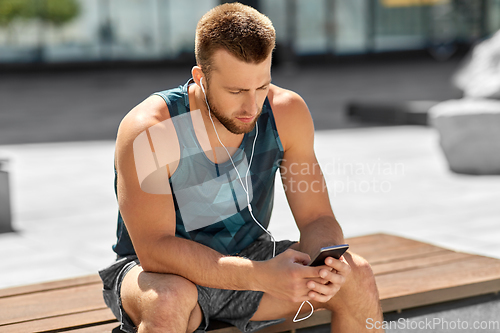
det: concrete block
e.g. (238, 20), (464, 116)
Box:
(429, 99), (500, 174)
(0, 159), (13, 233)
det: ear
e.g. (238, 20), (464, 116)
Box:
(191, 66), (204, 88)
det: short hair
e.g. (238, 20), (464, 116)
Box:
(195, 2), (276, 80)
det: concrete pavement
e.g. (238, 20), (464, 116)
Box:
(1, 125), (499, 289)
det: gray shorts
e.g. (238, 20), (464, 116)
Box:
(98, 238), (296, 333)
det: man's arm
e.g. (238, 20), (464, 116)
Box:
(115, 94), (323, 303)
(270, 86), (345, 259)
(270, 85), (350, 302)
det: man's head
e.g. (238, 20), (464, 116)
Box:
(195, 2), (275, 81)
(193, 3), (275, 135)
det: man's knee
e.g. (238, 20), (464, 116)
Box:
(122, 266), (200, 331)
(143, 273), (198, 310)
(345, 252), (378, 298)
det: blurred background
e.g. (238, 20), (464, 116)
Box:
(0, 0), (498, 65)
(1, 0), (500, 143)
(0, 0), (499, 288)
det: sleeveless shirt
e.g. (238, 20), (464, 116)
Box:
(112, 79), (284, 256)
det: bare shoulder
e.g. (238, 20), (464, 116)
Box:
(117, 94), (170, 146)
(115, 94), (180, 170)
(267, 84), (308, 113)
(267, 84), (314, 151)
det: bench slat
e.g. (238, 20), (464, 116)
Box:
(350, 235), (446, 265)
(0, 274), (101, 298)
(382, 279), (500, 314)
(347, 233), (420, 251)
(377, 255), (500, 312)
(0, 308), (115, 333)
(0, 284), (107, 326)
(371, 250), (469, 276)
(378, 255), (500, 297)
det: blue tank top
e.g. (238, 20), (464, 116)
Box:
(112, 79), (284, 256)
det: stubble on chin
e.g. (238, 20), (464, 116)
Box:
(206, 95), (261, 135)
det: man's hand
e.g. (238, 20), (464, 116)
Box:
(256, 248), (313, 303)
(255, 249), (350, 304)
(306, 255), (351, 303)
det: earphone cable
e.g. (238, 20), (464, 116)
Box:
(200, 79), (308, 319)
(202, 82), (276, 256)
(293, 300), (314, 322)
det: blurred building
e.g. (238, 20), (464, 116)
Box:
(0, 0), (499, 65)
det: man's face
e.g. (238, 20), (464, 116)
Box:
(203, 49), (272, 135)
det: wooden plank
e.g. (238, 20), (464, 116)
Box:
(377, 255), (500, 312)
(381, 280), (500, 313)
(347, 233), (420, 253)
(371, 250), (470, 276)
(378, 255), (500, 298)
(349, 234), (446, 265)
(0, 283), (106, 326)
(0, 274), (101, 298)
(0, 308), (116, 333)
(360, 242), (445, 265)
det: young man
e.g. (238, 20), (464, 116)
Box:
(99, 3), (383, 333)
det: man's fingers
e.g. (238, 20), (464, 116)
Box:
(308, 273), (344, 290)
(307, 285), (338, 303)
(308, 291), (332, 303)
(304, 259), (348, 303)
(324, 256), (351, 276)
(310, 277), (329, 285)
(286, 249), (311, 266)
(305, 275), (343, 303)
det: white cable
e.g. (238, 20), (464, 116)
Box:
(293, 301), (314, 323)
(200, 79), (276, 257)
(201, 79), (311, 319)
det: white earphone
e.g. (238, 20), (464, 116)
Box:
(198, 76), (313, 322)
(199, 76), (273, 249)
(200, 77), (206, 94)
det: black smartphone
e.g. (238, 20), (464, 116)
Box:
(308, 244), (349, 267)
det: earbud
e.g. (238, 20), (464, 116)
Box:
(200, 77), (206, 95)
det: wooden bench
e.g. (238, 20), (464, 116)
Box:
(2, 233), (500, 332)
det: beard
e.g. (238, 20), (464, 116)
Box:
(205, 91), (262, 135)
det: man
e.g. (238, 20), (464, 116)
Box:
(99, 3), (383, 333)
